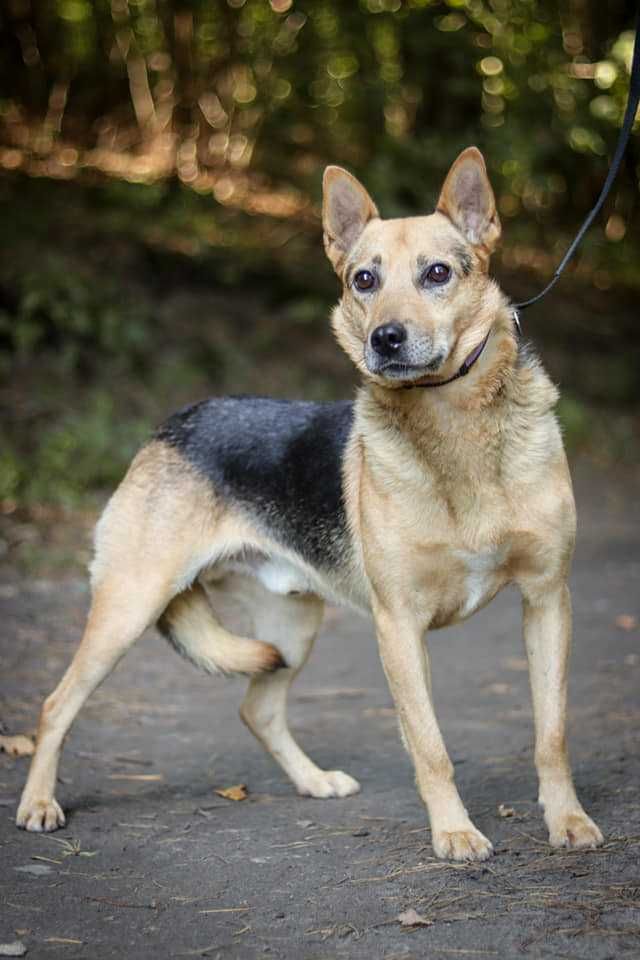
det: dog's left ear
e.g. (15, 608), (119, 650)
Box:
(436, 147), (501, 265)
(322, 166), (379, 273)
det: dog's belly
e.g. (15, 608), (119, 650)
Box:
(222, 555), (315, 596)
(216, 550), (370, 612)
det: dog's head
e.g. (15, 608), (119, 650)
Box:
(323, 147), (503, 385)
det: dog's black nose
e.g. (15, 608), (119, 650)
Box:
(370, 323), (407, 357)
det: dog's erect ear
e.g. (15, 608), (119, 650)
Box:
(322, 166), (379, 272)
(436, 147), (501, 263)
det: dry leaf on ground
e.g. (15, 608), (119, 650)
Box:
(615, 614), (637, 631)
(0, 734), (35, 758)
(396, 908), (432, 927)
(215, 784), (248, 801)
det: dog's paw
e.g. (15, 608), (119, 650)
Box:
(548, 810), (603, 850)
(16, 797), (66, 832)
(432, 825), (493, 862)
(297, 770), (361, 799)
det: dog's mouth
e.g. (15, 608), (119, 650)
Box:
(368, 354), (446, 381)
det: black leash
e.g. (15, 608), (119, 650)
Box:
(515, 7), (640, 314)
(407, 10), (640, 390)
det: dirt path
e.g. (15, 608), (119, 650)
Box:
(1, 461), (639, 959)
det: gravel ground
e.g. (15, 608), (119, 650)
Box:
(1, 460), (639, 960)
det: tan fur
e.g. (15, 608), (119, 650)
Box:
(18, 148), (602, 861)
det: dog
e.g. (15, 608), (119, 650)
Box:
(16, 147), (603, 861)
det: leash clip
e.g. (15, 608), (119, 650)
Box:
(512, 308), (522, 338)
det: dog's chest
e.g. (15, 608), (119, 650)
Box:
(453, 545), (508, 619)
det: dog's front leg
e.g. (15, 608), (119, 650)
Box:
(373, 601), (493, 861)
(522, 582), (603, 849)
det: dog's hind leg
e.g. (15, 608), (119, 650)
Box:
(234, 577), (360, 799)
(16, 570), (177, 832)
(16, 441), (223, 832)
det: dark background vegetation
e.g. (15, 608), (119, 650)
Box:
(1, 0), (639, 529)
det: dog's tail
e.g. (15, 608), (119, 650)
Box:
(158, 582), (286, 676)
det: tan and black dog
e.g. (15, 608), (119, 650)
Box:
(17, 147), (603, 861)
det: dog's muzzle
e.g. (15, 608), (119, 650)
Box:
(365, 324), (446, 380)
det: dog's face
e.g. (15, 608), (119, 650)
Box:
(323, 147), (502, 385)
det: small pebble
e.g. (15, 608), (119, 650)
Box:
(0, 943), (27, 958)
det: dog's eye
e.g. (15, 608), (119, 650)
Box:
(424, 263), (451, 285)
(353, 270), (376, 292)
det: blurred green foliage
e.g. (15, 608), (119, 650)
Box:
(0, 0), (639, 506)
(1, 0), (638, 233)
(0, 261), (151, 365)
(0, 392), (150, 504)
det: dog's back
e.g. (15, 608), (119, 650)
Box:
(156, 396), (354, 569)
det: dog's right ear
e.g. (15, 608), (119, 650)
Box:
(322, 166), (379, 272)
